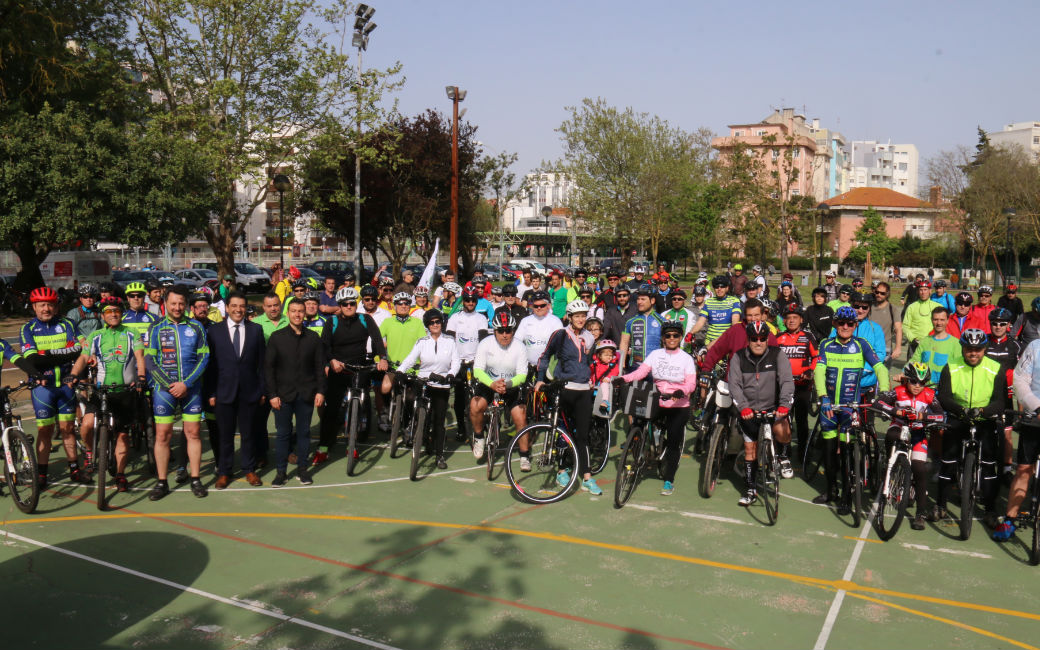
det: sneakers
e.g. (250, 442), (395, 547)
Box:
(472, 437), (485, 459)
(738, 490), (757, 506)
(69, 467), (91, 484)
(271, 471), (287, 487)
(311, 451), (329, 467)
(983, 510), (1001, 530)
(661, 480), (674, 496)
(175, 467), (189, 484)
(910, 513), (926, 530)
(148, 482), (170, 501)
(190, 478), (208, 498)
(929, 505), (948, 522)
(556, 469), (571, 488)
(115, 474), (129, 493)
(519, 456), (532, 472)
(992, 519), (1017, 542)
(581, 478), (603, 495)
(812, 491), (835, 505)
(378, 413), (390, 433)
(779, 458), (794, 479)
(836, 500), (852, 516)
(436, 456), (448, 470)
(297, 469), (313, 485)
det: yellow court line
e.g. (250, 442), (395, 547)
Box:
(5, 511), (1040, 626)
(843, 536), (883, 544)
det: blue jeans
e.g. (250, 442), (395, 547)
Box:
(274, 397), (314, 472)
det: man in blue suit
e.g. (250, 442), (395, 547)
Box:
(205, 291), (266, 489)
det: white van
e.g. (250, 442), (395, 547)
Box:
(39, 251), (112, 290)
(506, 259), (547, 272)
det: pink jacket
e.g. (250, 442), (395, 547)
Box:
(621, 348), (698, 408)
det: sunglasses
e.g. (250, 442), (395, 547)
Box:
(748, 334), (769, 343)
(495, 327), (514, 334)
(662, 333), (682, 340)
(853, 305), (870, 311)
(906, 377), (926, 386)
(362, 297), (376, 302)
(340, 301), (357, 307)
(126, 292), (145, 298)
(462, 298), (478, 303)
(834, 319), (856, 327)
(873, 291), (887, 297)
(671, 296), (685, 301)
(394, 301), (410, 306)
(963, 346), (986, 352)
(992, 321), (1010, 327)
(532, 302), (549, 308)
(427, 319), (443, 326)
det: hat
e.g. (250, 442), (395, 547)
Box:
(825, 270), (836, 277)
(223, 274), (235, 281)
(782, 272), (793, 280)
(780, 280), (792, 287)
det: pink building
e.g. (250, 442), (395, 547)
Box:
(821, 187), (941, 259)
(712, 118), (819, 200)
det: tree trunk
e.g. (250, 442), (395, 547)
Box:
(11, 234), (49, 290)
(205, 222), (238, 282)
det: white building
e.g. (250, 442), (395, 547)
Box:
(987, 121), (1040, 163)
(501, 172), (576, 234)
(848, 141), (919, 198)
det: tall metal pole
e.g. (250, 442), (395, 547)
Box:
(353, 48), (363, 283)
(279, 189), (285, 270)
(450, 88), (459, 274)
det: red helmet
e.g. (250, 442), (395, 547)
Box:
(30, 287), (59, 304)
(288, 265), (301, 280)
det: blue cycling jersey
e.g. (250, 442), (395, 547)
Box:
(0, 338), (20, 363)
(814, 335), (884, 407)
(145, 316), (210, 390)
(623, 311), (664, 368)
(20, 317), (78, 385)
(122, 308), (159, 345)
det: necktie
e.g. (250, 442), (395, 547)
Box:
(233, 324), (241, 358)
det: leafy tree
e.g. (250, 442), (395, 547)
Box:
(844, 207), (898, 268)
(131, 0), (403, 279)
(666, 182), (735, 271)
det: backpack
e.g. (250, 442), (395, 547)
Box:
(331, 313), (366, 335)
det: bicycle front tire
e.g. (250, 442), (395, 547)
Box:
(850, 441), (864, 527)
(3, 428), (39, 514)
(614, 426), (648, 508)
(588, 418), (611, 476)
(802, 420), (824, 485)
(485, 410), (499, 481)
(875, 455), (911, 541)
(389, 391), (404, 458)
(700, 416), (728, 498)
(95, 424), (110, 511)
(346, 400), (360, 476)
(758, 439), (779, 525)
(959, 450), (977, 541)
(409, 406), (426, 481)
(506, 424), (579, 504)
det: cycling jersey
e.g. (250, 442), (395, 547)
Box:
(1013, 339), (1040, 412)
(473, 336), (527, 388)
(969, 304), (995, 334)
(446, 309), (490, 362)
(380, 315), (427, 365)
(145, 316), (209, 389)
(620, 347), (698, 408)
(939, 356), (1003, 412)
(0, 338), (19, 363)
(21, 317), (79, 385)
(66, 305), (102, 342)
(84, 325), (138, 387)
(398, 334), (461, 388)
(911, 334), (961, 385)
(814, 335), (887, 407)
(828, 318), (886, 388)
(875, 386), (944, 460)
(661, 307), (696, 335)
(322, 313), (386, 364)
(515, 313), (564, 366)
(122, 308), (158, 345)
(775, 329), (818, 383)
(701, 295), (741, 343)
(931, 291), (955, 314)
(902, 298), (939, 344)
(623, 310), (664, 369)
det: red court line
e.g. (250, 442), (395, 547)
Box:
(91, 503), (724, 649)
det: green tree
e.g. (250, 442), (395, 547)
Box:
(131, 0), (403, 279)
(666, 182), (735, 271)
(844, 207), (898, 268)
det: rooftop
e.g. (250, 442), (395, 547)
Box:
(823, 187), (934, 210)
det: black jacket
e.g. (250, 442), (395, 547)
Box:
(321, 313), (387, 365)
(804, 303), (834, 344)
(205, 319), (266, 404)
(265, 325), (327, 402)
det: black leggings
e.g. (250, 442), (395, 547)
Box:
(884, 427), (930, 513)
(452, 362), (473, 434)
(658, 406), (689, 483)
(792, 383), (813, 450)
(560, 389), (592, 476)
(428, 386), (450, 457)
(937, 418), (1000, 510)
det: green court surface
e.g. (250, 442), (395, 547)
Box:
(2, 410), (1040, 650)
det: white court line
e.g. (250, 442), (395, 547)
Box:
(813, 507), (875, 649)
(0, 528), (403, 650)
(626, 503), (751, 526)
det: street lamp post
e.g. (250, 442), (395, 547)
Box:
(1004, 207), (1015, 288)
(352, 4), (376, 282)
(256, 236), (263, 266)
(816, 203), (830, 287)
(446, 85), (467, 273)
(273, 174), (292, 270)
(541, 205), (552, 266)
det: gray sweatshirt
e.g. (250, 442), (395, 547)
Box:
(728, 346), (795, 413)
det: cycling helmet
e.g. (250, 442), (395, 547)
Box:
(811, 286), (827, 298)
(606, 267), (622, 279)
(77, 283), (99, 298)
(335, 286), (359, 303)
(670, 288), (687, 299)
(491, 285), (503, 296)
(782, 304), (803, 317)
(29, 287), (58, 303)
(125, 281), (147, 295)
(422, 308), (444, 327)
(392, 291), (412, 304)
(306, 277), (320, 289)
(954, 291), (973, 306)
(501, 284), (518, 297)
(933, 279), (947, 288)
(160, 276), (175, 287)
(902, 361), (930, 385)
(566, 299), (590, 315)
(989, 307), (1014, 323)
(491, 310), (517, 330)
(1032, 296), (1040, 313)
(733, 263), (743, 271)
(413, 285), (429, 297)
(661, 320), (685, 336)
(378, 276), (395, 287)
(779, 280), (793, 288)
(978, 285), (993, 295)
(595, 339), (618, 352)
(959, 328), (988, 347)
(190, 291), (211, 305)
(711, 275), (731, 288)
(834, 305), (857, 321)
(697, 271), (708, 280)
(304, 291), (321, 303)
(838, 284), (853, 294)
(288, 265), (301, 280)
(745, 321), (769, 338)
(196, 285), (214, 299)
(760, 298), (778, 318)
(529, 290), (550, 303)
(634, 286), (653, 297)
(442, 282), (461, 295)
(1008, 283), (1018, 292)
(461, 288), (479, 300)
(360, 285), (378, 299)
(852, 278), (864, 287)
(145, 279), (162, 291)
(99, 296), (124, 311)
(848, 291), (866, 305)
(633, 265), (646, 274)
(752, 264), (762, 272)
(693, 285), (708, 297)
(292, 278), (309, 290)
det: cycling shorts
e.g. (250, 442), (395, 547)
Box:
(86, 390), (137, 432)
(820, 406), (857, 442)
(1016, 424), (1040, 466)
(31, 384), (76, 426)
(152, 384), (203, 424)
(474, 384), (523, 411)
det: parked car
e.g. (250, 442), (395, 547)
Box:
(190, 260), (270, 292)
(496, 265), (518, 281)
(474, 264), (502, 281)
(112, 270), (153, 290)
(175, 268), (220, 290)
(307, 260), (357, 286)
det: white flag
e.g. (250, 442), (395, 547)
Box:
(416, 238), (440, 292)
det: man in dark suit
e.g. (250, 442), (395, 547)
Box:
(205, 291), (266, 489)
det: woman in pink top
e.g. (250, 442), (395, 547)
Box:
(614, 321), (698, 496)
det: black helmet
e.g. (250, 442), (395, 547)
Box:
(988, 307), (1014, 323)
(501, 284), (518, 297)
(959, 328), (988, 347)
(782, 304), (804, 318)
(711, 275), (731, 288)
(422, 308), (444, 327)
(811, 286), (827, 298)
(360, 285), (378, 299)
(838, 284), (853, 294)
(745, 321), (770, 339)
(77, 283), (99, 298)
(660, 320), (684, 336)
(145, 279), (162, 291)
(491, 309), (517, 331)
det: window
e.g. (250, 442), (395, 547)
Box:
(1034, 136), (1039, 145)
(792, 149), (800, 159)
(734, 130), (744, 137)
(791, 188), (800, 196)
(898, 162), (908, 171)
(757, 130), (767, 136)
(772, 149), (779, 160)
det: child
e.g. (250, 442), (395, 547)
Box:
(590, 339), (620, 417)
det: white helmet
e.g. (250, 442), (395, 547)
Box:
(443, 282), (461, 294)
(335, 286), (359, 303)
(566, 299), (590, 315)
(392, 292), (412, 304)
(414, 285), (429, 296)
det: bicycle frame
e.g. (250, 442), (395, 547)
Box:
(1, 386), (28, 475)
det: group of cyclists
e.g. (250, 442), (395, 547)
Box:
(3, 260), (1040, 545)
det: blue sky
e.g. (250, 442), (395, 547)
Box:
(360, 0), (1037, 178)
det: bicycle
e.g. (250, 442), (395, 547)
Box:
(700, 369), (738, 498)
(749, 411), (781, 525)
(386, 364), (409, 458)
(90, 383), (127, 511)
(0, 382), (39, 513)
(342, 363), (376, 476)
(482, 392), (505, 481)
(127, 387), (157, 477)
(954, 409), (987, 541)
(505, 380), (580, 504)
(614, 382), (675, 509)
(867, 406), (945, 541)
(404, 375), (442, 481)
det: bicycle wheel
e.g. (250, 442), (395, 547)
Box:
(614, 426), (648, 508)
(874, 455), (911, 541)
(346, 400), (360, 476)
(144, 420), (157, 477)
(95, 424), (110, 511)
(587, 419), (611, 476)
(389, 391), (404, 458)
(802, 420), (824, 485)
(2, 428), (39, 514)
(959, 450), (977, 541)
(850, 441), (864, 527)
(808, 384), (820, 417)
(700, 416), (728, 498)
(757, 440), (779, 525)
(1031, 509), (1040, 566)
(409, 406), (426, 481)
(863, 430), (882, 497)
(505, 424), (579, 504)
(485, 411), (499, 481)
